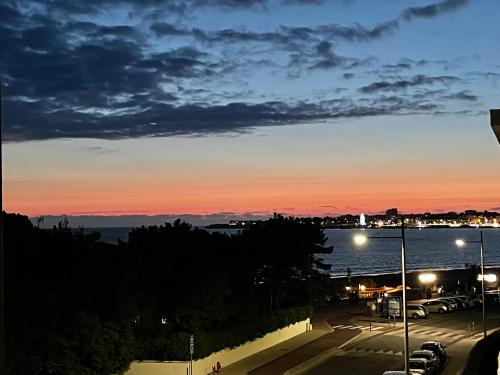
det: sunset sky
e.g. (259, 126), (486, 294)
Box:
(2, 0), (500, 222)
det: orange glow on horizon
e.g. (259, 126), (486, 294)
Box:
(6, 175), (499, 217)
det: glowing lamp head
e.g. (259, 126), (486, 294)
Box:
(455, 239), (466, 247)
(478, 274), (497, 283)
(418, 272), (437, 284)
(353, 234), (368, 246)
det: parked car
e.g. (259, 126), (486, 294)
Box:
(323, 294), (341, 304)
(422, 300), (450, 313)
(455, 295), (473, 308)
(407, 304), (429, 319)
(438, 297), (458, 311)
(409, 358), (434, 375)
(411, 349), (441, 372)
(485, 291), (500, 305)
(420, 341), (447, 362)
(465, 294), (482, 307)
(446, 297), (467, 310)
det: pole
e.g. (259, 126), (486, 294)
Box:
(480, 230), (486, 339)
(0, 82), (5, 375)
(401, 216), (410, 375)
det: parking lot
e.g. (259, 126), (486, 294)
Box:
(305, 301), (500, 375)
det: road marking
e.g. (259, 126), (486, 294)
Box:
(411, 329), (426, 334)
(331, 325), (346, 329)
(348, 326), (361, 330)
(371, 326), (384, 331)
(345, 347), (404, 356)
(429, 331), (443, 336)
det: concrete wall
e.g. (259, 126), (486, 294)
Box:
(125, 318), (311, 375)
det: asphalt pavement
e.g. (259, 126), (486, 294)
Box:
(222, 303), (500, 375)
(303, 305), (500, 375)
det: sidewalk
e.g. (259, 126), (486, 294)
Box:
(442, 337), (481, 375)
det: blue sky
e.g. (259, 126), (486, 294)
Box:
(2, 0), (500, 220)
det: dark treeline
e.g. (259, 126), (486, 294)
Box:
(5, 212), (332, 375)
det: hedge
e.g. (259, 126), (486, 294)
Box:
(135, 305), (312, 361)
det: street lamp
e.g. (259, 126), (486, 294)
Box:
(455, 231), (487, 339)
(418, 272), (436, 284)
(353, 216), (409, 375)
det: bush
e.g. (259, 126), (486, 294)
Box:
(8, 312), (136, 375)
(135, 305), (312, 361)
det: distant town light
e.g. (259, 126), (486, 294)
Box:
(418, 273), (437, 284)
(478, 274), (497, 283)
(353, 234), (368, 246)
(455, 239), (466, 247)
(359, 284), (366, 292)
(345, 286), (351, 291)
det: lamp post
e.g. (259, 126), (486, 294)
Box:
(455, 231), (487, 339)
(353, 216), (409, 375)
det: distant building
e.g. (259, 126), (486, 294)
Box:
(386, 208), (399, 217)
(491, 109), (500, 144)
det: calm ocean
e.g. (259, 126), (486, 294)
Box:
(87, 227), (500, 277)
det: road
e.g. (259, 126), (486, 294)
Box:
(249, 306), (363, 375)
(304, 305), (500, 375)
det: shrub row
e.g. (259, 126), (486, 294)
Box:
(135, 305), (312, 361)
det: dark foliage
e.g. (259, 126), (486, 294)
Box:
(4, 212), (332, 374)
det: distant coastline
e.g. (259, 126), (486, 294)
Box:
(206, 223), (498, 230)
(29, 208), (499, 229)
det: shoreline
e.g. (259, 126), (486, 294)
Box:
(328, 265), (500, 279)
(326, 266), (500, 291)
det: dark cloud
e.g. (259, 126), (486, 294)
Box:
(11, 0), (269, 16)
(5, 92), (452, 141)
(381, 63), (412, 71)
(194, 0), (267, 8)
(281, 0), (325, 4)
(359, 75), (460, 93)
(402, 0), (468, 20)
(1, 0), (478, 142)
(150, 22), (190, 37)
(442, 90), (479, 101)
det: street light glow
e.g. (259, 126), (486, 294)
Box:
(353, 234), (368, 246)
(455, 239), (466, 247)
(418, 272), (437, 284)
(478, 274), (497, 283)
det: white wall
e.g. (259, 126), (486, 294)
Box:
(125, 318), (311, 375)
